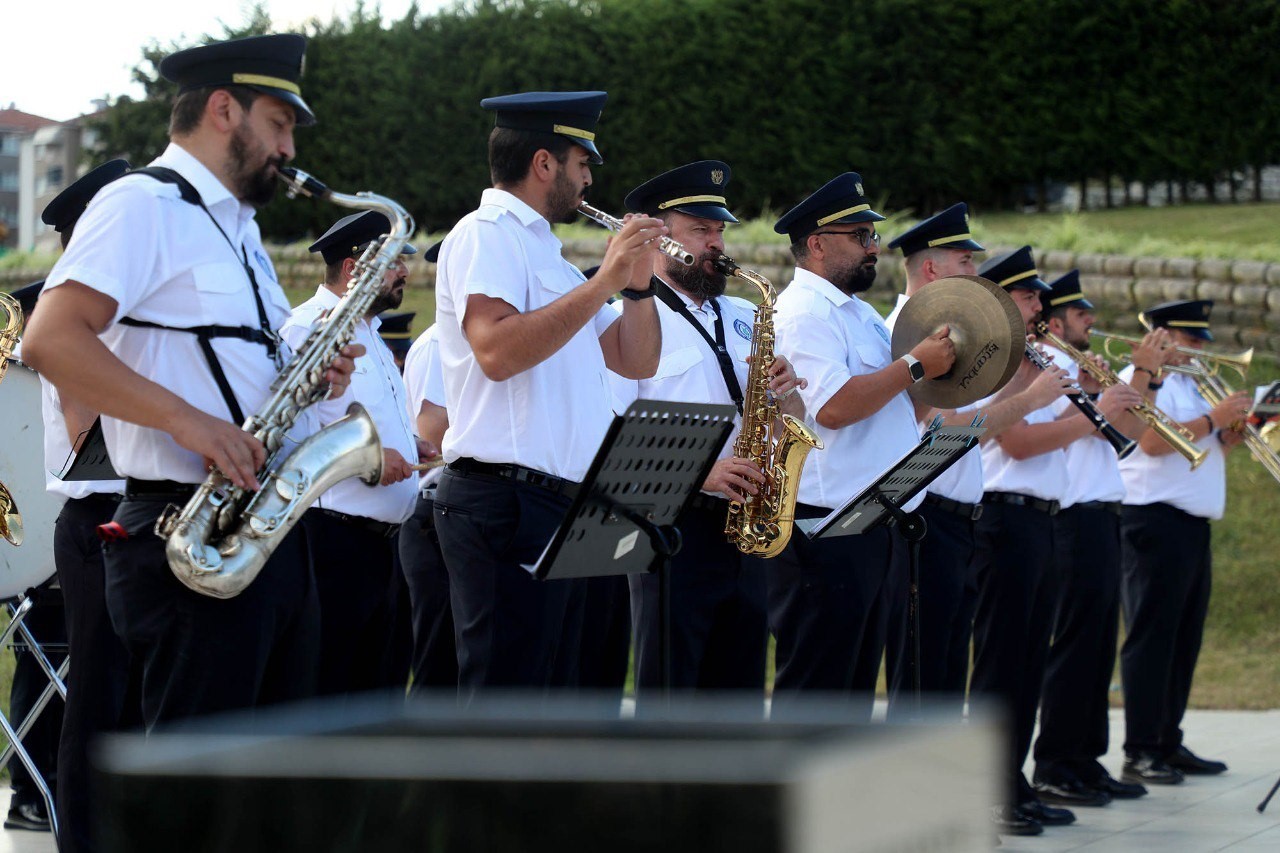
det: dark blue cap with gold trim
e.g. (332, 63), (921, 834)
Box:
(423, 239), (443, 263)
(624, 160), (738, 223)
(773, 172), (885, 241)
(1142, 299), (1214, 341)
(159, 34), (315, 126)
(481, 91), (607, 165)
(977, 245), (1050, 292)
(887, 202), (984, 256)
(1041, 269), (1094, 314)
(309, 211), (418, 266)
(378, 311), (415, 358)
(40, 158), (130, 233)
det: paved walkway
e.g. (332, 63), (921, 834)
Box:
(0, 708), (1275, 852)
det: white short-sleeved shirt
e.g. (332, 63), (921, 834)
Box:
(402, 323), (445, 489)
(1043, 344), (1126, 505)
(774, 267), (922, 511)
(280, 287), (418, 524)
(435, 188), (619, 482)
(885, 291), (984, 504)
(1118, 367), (1224, 519)
(609, 281), (754, 487)
(979, 390), (1070, 503)
(42, 142), (295, 484)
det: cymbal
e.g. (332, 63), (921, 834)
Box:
(890, 275), (1024, 409)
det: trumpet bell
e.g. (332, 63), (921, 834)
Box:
(0, 481), (22, 547)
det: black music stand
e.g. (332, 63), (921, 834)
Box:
(525, 400), (736, 696)
(800, 418), (986, 714)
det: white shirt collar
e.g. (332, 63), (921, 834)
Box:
(791, 266), (853, 308)
(309, 283), (379, 331)
(153, 142), (241, 211)
(480, 187), (555, 235)
(658, 276), (715, 314)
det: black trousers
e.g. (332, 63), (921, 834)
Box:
(884, 502), (980, 718)
(103, 498), (319, 728)
(1119, 502), (1212, 755)
(433, 471), (577, 701)
(301, 510), (400, 697)
(631, 501), (767, 709)
(7, 583), (65, 810)
(575, 575), (631, 700)
(398, 493), (458, 692)
(767, 514), (895, 722)
(54, 494), (142, 853)
(1034, 504), (1121, 783)
(969, 500), (1060, 806)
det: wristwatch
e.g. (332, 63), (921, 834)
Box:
(618, 281), (657, 301)
(901, 354), (926, 383)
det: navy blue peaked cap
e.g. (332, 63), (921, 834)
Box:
(8, 281), (43, 317)
(887, 202), (984, 256)
(625, 160), (738, 223)
(481, 91), (608, 164)
(423, 239), (443, 263)
(309, 211), (418, 266)
(1142, 299), (1215, 341)
(978, 245), (1050, 292)
(773, 172), (885, 241)
(160, 34), (315, 126)
(1041, 270), (1094, 314)
(41, 159), (130, 233)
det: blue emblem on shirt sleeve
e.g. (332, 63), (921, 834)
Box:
(875, 323), (891, 344)
(734, 318), (752, 341)
(254, 249), (278, 283)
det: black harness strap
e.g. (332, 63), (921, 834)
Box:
(653, 276), (745, 414)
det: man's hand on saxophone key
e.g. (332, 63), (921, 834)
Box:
(704, 457), (767, 504)
(322, 342), (365, 399)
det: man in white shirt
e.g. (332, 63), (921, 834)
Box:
(970, 247), (1141, 836)
(434, 91), (663, 698)
(22, 36), (359, 736)
(281, 210), (422, 696)
(1032, 271), (1160, 806)
(769, 172), (954, 720)
(612, 160), (804, 707)
(1117, 299), (1249, 785)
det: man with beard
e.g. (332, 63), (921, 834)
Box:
(434, 91), (662, 698)
(969, 248), (1142, 836)
(610, 161), (805, 707)
(21, 35), (361, 738)
(1031, 270), (1158, 807)
(279, 210), (423, 696)
(768, 172), (955, 720)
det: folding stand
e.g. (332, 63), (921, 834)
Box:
(526, 400), (736, 697)
(799, 418), (986, 715)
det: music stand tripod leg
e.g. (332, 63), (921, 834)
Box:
(872, 491), (928, 715)
(1258, 774), (1280, 813)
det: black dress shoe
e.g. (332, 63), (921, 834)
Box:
(1092, 770), (1148, 799)
(1019, 800), (1076, 826)
(4, 802), (51, 832)
(991, 805), (1043, 836)
(1165, 745), (1228, 775)
(1034, 777), (1111, 807)
(1123, 752), (1185, 785)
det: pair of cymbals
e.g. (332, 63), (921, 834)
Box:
(890, 275), (1025, 408)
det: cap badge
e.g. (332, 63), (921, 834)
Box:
(711, 169), (724, 186)
(855, 182), (864, 196)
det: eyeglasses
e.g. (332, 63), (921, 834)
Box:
(813, 228), (881, 249)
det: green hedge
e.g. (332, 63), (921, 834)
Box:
(90, 0), (1280, 240)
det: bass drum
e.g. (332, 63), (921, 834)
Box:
(0, 359), (63, 599)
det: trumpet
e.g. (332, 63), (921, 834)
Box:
(577, 202), (694, 266)
(1189, 358), (1280, 484)
(1, 290), (23, 388)
(1039, 325), (1207, 468)
(1091, 330), (1252, 381)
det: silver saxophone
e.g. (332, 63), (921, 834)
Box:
(157, 167), (411, 598)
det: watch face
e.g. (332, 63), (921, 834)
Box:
(909, 360), (926, 382)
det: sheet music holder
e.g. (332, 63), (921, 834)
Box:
(59, 416), (120, 482)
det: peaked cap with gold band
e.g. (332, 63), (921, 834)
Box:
(1141, 299), (1215, 342)
(887, 202), (984, 256)
(481, 91), (608, 165)
(773, 171), (885, 241)
(1040, 269), (1094, 314)
(159, 33), (315, 126)
(377, 311), (415, 362)
(309, 211), (418, 266)
(41, 159), (131, 233)
(624, 160), (738, 223)
(977, 245), (1051, 292)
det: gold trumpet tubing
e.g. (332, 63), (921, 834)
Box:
(0, 290), (24, 387)
(1191, 369), (1280, 483)
(0, 479), (22, 546)
(576, 202), (694, 266)
(1091, 330), (1251, 381)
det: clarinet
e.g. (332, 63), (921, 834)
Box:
(1024, 342), (1137, 459)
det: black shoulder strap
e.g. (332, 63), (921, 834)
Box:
(130, 166), (201, 205)
(653, 277), (745, 415)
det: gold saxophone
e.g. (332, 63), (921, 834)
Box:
(716, 255), (822, 558)
(1, 291), (24, 544)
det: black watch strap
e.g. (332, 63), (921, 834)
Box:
(618, 280), (657, 301)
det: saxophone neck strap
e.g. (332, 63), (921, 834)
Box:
(653, 277), (744, 415)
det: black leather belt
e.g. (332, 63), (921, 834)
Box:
(924, 493), (984, 521)
(686, 492), (730, 514)
(1073, 500), (1122, 516)
(447, 458), (580, 502)
(983, 490), (1060, 516)
(72, 492), (123, 506)
(125, 478), (198, 502)
(315, 508), (400, 539)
